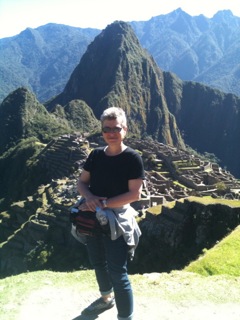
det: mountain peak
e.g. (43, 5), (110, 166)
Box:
(46, 21), (184, 147)
(212, 10), (236, 23)
(213, 9), (234, 18)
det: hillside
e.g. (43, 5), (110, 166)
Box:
(0, 24), (99, 103)
(0, 87), (73, 154)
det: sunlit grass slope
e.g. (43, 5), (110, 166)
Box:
(185, 225), (240, 276)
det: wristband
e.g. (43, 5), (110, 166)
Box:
(102, 199), (108, 208)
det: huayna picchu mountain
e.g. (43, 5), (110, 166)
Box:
(46, 21), (185, 149)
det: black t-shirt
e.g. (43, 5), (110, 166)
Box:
(83, 146), (145, 198)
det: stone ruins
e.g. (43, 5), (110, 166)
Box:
(1, 133), (240, 276)
(38, 133), (240, 209)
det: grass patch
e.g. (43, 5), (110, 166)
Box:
(145, 200), (178, 215)
(185, 226), (240, 276)
(0, 270), (98, 319)
(172, 159), (200, 169)
(187, 196), (240, 207)
(173, 180), (191, 189)
(146, 196), (240, 216)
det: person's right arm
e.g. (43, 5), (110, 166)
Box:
(77, 169), (106, 211)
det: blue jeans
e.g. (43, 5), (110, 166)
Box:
(86, 234), (133, 319)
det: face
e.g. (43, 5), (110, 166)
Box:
(102, 119), (127, 146)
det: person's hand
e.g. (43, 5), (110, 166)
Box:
(78, 196), (106, 212)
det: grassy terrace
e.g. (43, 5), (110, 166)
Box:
(172, 159), (200, 170)
(185, 225), (240, 276)
(146, 196), (240, 215)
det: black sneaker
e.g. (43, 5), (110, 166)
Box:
(82, 297), (115, 315)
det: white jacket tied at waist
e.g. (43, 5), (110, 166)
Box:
(106, 205), (141, 248)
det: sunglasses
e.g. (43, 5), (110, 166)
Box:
(102, 126), (123, 133)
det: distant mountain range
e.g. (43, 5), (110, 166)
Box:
(1, 8), (240, 104)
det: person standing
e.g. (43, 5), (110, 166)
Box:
(77, 107), (145, 320)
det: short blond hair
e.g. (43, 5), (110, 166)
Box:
(100, 107), (127, 127)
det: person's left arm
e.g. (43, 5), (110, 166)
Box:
(102, 178), (143, 209)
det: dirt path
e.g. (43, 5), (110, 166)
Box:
(17, 285), (240, 320)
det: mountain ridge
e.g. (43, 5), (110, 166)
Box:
(1, 9), (240, 104)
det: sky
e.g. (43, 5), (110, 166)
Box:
(0, 0), (240, 39)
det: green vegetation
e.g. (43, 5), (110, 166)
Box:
(62, 100), (101, 133)
(0, 137), (47, 203)
(145, 200), (178, 215)
(215, 181), (228, 192)
(146, 196), (240, 215)
(173, 159), (200, 169)
(185, 146), (220, 164)
(187, 196), (240, 207)
(185, 226), (240, 276)
(0, 270), (98, 320)
(25, 242), (53, 270)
